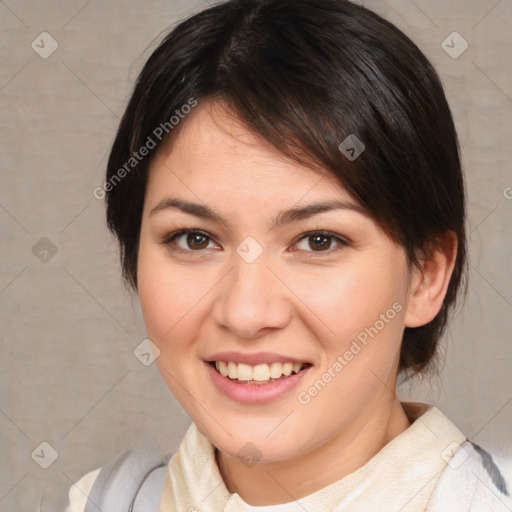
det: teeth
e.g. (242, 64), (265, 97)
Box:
(269, 362), (283, 379)
(237, 363), (253, 381)
(219, 362), (229, 377)
(227, 361), (237, 379)
(252, 363), (270, 381)
(282, 362), (293, 376)
(214, 361), (306, 382)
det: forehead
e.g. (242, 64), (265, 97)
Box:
(147, 101), (355, 206)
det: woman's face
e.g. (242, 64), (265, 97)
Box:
(137, 101), (415, 463)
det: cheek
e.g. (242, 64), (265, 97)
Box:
(138, 269), (199, 341)
(137, 243), (221, 350)
(137, 244), (185, 340)
(287, 261), (403, 340)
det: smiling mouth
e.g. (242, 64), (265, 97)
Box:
(207, 360), (312, 385)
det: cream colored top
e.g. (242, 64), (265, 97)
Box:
(66, 402), (467, 512)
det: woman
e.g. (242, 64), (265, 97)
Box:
(66, 0), (511, 510)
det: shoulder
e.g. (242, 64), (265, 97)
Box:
(427, 440), (512, 511)
(64, 436), (171, 512)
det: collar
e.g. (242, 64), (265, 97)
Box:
(159, 401), (466, 511)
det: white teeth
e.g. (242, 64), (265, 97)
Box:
(227, 361), (237, 379)
(237, 363), (253, 381)
(217, 361), (228, 377)
(213, 360), (307, 382)
(252, 363), (270, 381)
(282, 362), (293, 376)
(292, 362), (302, 373)
(269, 362), (283, 379)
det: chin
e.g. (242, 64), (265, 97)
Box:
(201, 420), (307, 464)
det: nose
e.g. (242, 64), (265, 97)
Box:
(213, 252), (293, 340)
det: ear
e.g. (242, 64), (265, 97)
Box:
(404, 231), (458, 328)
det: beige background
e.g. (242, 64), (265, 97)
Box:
(0, 0), (511, 510)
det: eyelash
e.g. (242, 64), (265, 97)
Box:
(158, 229), (349, 257)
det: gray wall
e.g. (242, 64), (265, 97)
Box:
(0, 1), (510, 510)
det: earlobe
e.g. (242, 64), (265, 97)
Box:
(404, 232), (458, 328)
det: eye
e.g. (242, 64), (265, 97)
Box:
(292, 230), (348, 254)
(159, 228), (348, 256)
(159, 229), (218, 254)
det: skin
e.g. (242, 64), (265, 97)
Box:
(137, 101), (457, 505)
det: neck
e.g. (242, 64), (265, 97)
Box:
(215, 398), (411, 506)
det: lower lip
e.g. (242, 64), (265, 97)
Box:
(204, 361), (312, 404)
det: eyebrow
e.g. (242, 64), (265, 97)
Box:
(149, 197), (367, 229)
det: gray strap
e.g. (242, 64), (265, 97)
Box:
(129, 463), (168, 512)
(84, 435), (170, 512)
(426, 440), (512, 511)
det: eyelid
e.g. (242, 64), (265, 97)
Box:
(159, 228), (349, 256)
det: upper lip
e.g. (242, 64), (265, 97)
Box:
(205, 351), (312, 366)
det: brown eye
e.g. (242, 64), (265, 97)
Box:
(309, 234), (332, 251)
(185, 232), (209, 250)
(294, 231), (348, 254)
(160, 229), (217, 253)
